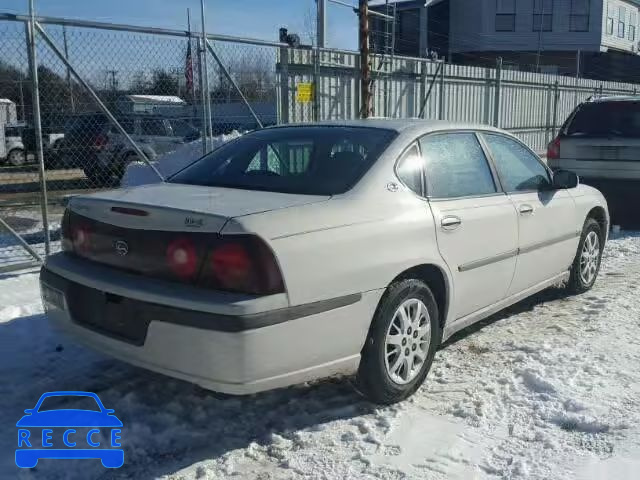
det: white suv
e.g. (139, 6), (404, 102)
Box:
(41, 120), (608, 404)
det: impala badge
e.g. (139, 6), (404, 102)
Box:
(185, 216), (204, 228)
(114, 240), (129, 256)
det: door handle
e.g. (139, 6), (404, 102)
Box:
(519, 204), (534, 215)
(441, 215), (462, 230)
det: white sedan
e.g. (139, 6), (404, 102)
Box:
(40, 120), (609, 404)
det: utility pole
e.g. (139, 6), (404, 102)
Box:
(359, 0), (371, 118)
(18, 73), (25, 121)
(317, 0), (326, 48)
(535, 1), (545, 73)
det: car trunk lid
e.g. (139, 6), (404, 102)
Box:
(69, 182), (330, 233)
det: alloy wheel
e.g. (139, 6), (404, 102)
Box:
(580, 231), (600, 285)
(384, 298), (431, 385)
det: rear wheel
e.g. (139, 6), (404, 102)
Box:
(356, 279), (441, 404)
(7, 148), (26, 166)
(566, 218), (604, 294)
(84, 165), (112, 187)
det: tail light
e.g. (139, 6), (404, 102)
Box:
(61, 209), (284, 296)
(71, 224), (92, 254)
(547, 136), (561, 160)
(94, 133), (108, 150)
(61, 209), (72, 252)
(201, 238), (284, 295)
(166, 237), (199, 279)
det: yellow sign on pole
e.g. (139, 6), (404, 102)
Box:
(296, 82), (314, 103)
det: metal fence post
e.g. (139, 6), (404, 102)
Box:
(313, 46), (320, 121)
(552, 80), (560, 138)
(200, 0), (213, 152)
(27, 1), (51, 256)
(197, 36), (208, 154)
(493, 57), (502, 128)
(278, 46), (290, 124)
(438, 60), (445, 120)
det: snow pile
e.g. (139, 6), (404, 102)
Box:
(1, 231), (640, 479)
(121, 131), (242, 187)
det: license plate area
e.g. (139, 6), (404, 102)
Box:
(66, 283), (150, 346)
(41, 284), (66, 311)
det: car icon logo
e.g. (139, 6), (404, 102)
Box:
(16, 391), (124, 469)
(113, 240), (129, 256)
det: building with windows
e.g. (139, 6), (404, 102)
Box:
(371, 0), (640, 82)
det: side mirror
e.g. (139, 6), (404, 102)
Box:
(552, 169), (578, 189)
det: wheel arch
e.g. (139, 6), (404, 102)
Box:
(389, 263), (450, 329)
(586, 206), (608, 236)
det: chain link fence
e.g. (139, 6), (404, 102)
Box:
(0, 13), (284, 271)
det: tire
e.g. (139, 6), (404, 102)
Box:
(83, 165), (111, 187)
(566, 217), (604, 294)
(356, 279), (442, 404)
(7, 148), (26, 166)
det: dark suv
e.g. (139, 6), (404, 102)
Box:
(56, 113), (199, 186)
(547, 96), (640, 225)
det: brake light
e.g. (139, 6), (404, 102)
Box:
(71, 224), (92, 253)
(94, 133), (108, 149)
(61, 209), (72, 252)
(166, 237), (199, 279)
(203, 238), (284, 295)
(210, 243), (252, 290)
(547, 136), (561, 160)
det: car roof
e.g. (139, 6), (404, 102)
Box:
(264, 118), (504, 137)
(586, 95), (640, 103)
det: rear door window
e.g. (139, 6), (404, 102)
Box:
(141, 118), (167, 136)
(565, 101), (640, 138)
(419, 132), (497, 198)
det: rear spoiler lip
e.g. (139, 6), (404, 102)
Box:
(67, 195), (231, 234)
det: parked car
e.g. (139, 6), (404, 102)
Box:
(53, 113), (110, 170)
(547, 95), (640, 224)
(89, 116), (199, 185)
(40, 120), (608, 404)
(55, 113), (199, 185)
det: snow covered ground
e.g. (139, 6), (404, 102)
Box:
(2, 231), (640, 480)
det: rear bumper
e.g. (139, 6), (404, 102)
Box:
(40, 255), (382, 395)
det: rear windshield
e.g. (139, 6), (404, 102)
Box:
(169, 126), (397, 195)
(5, 127), (23, 137)
(565, 101), (640, 138)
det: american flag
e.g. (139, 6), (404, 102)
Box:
(185, 39), (194, 96)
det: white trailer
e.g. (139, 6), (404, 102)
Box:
(0, 99), (18, 161)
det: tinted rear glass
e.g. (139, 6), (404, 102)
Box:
(169, 127), (397, 195)
(565, 101), (640, 138)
